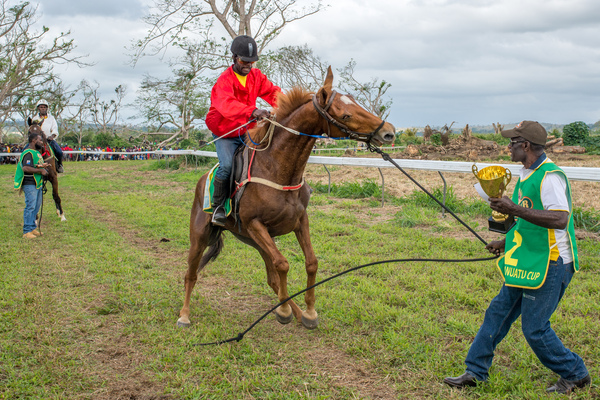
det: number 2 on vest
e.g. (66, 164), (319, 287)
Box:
(504, 231), (522, 267)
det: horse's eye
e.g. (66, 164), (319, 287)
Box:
(341, 114), (351, 121)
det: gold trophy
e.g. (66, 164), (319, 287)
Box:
(472, 165), (515, 234)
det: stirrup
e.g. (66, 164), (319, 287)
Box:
(211, 206), (227, 227)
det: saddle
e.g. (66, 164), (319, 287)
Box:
(203, 143), (305, 225)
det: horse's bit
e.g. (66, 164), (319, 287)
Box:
(312, 90), (386, 143)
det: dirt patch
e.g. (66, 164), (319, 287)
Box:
(79, 199), (402, 399)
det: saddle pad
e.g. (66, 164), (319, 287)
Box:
(202, 163), (232, 216)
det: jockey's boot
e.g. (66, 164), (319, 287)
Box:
(211, 177), (229, 227)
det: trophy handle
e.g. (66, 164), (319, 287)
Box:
(472, 164), (479, 179)
(504, 169), (512, 186)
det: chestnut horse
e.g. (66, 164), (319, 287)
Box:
(177, 67), (395, 329)
(28, 124), (66, 222)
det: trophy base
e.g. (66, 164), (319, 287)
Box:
(488, 215), (515, 234)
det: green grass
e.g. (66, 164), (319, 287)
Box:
(1, 161), (598, 399)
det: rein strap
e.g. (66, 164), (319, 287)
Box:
(312, 91), (386, 143)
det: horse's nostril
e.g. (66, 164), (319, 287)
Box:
(383, 133), (395, 142)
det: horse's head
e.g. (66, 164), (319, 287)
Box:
(28, 123), (44, 137)
(313, 67), (395, 146)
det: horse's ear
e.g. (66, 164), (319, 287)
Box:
(27, 117), (32, 127)
(315, 66), (334, 106)
(323, 66), (333, 91)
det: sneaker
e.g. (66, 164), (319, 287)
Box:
(57, 164), (64, 173)
(22, 232), (37, 239)
(31, 229), (43, 236)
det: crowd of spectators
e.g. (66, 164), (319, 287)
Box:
(1, 143), (179, 164)
(66, 145), (160, 161)
(0, 143), (25, 164)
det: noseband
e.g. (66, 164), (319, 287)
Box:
(312, 90), (386, 143)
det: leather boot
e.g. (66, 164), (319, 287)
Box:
(443, 372), (478, 388)
(211, 177), (229, 227)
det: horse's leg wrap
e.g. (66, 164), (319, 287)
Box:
(211, 177), (229, 227)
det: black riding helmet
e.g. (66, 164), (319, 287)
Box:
(231, 35), (258, 62)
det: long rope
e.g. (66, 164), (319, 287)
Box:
(192, 145), (498, 346)
(194, 255), (497, 346)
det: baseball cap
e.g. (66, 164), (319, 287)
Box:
(501, 120), (547, 145)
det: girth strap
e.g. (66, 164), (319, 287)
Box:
(236, 176), (305, 192)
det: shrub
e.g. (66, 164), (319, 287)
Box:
(430, 133), (442, 146)
(562, 121), (590, 146)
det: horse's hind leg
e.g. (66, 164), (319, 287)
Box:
(294, 212), (319, 329)
(177, 203), (218, 327)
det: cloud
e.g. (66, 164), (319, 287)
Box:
(30, 0), (600, 127)
(272, 0), (600, 126)
(38, 0), (145, 19)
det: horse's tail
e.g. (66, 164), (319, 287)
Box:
(197, 228), (224, 272)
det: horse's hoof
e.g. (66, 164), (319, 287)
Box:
(301, 315), (319, 330)
(176, 318), (191, 328)
(60, 215), (67, 222)
(275, 310), (294, 325)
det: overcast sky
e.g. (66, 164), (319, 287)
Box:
(36, 0), (600, 129)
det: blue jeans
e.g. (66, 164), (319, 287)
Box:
(465, 257), (588, 381)
(48, 139), (63, 160)
(22, 184), (43, 234)
(213, 134), (245, 181)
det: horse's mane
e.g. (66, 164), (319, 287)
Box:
(245, 87), (314, 146)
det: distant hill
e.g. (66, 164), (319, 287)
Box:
(397, 122), (570, 135)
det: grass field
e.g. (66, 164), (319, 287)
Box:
(1, 160), (598, 399)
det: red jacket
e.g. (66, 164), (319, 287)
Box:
(205, 66), (280, 137)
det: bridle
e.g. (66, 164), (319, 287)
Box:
(312, 90), (386, 143)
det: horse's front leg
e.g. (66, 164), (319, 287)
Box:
(50, 177), (66, 221)
(257, 248), (303, 323)
(294, 212), (319, 329)
(246, 220), (294, 323)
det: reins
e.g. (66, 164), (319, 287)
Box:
(312, 91), (386, 142)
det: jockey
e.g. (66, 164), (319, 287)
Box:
(205, 35), (281, 226)
(31, 99), (64, 173)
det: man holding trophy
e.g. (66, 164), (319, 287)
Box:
(444, 121), (590, 394)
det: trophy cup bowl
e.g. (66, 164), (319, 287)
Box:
(472, 165), (515, 233)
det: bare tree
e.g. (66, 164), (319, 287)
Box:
(85, 81), (127, 135)
(493, 122), (503, 135)
(131, 0), (324, 64)
(134, 37), (217, 145)
(439, 122), (455, 146)
(0, 1), (88, 122)
(423, 125), (433, 142)
(60, 80), (95, 147)
(337, 59), (393, 119)
(258, 44), (328, 90)
(462, 123), (472, 140)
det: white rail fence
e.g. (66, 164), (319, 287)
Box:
(3, 149), (599, 207)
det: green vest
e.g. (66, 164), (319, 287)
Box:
(497, 160), (579, 289)
(14, 149), (44, 190)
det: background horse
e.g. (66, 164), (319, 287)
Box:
(178, 67), (395, 329)
(28, 124), (66, 222)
